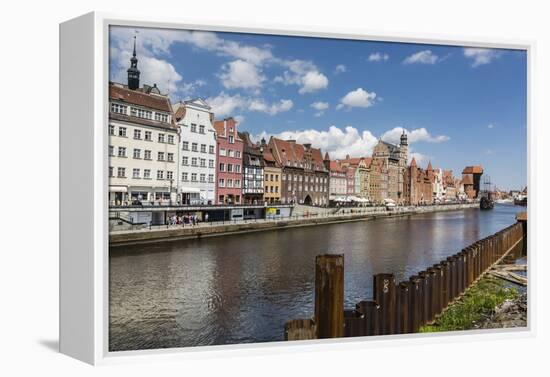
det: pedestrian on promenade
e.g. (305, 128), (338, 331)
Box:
(205, 213), (209, 222)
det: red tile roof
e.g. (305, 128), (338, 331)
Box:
(269, 137), (326, 171)
(109, 83), (172, 113)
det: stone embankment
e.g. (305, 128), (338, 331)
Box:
(110, 203), (478, 247)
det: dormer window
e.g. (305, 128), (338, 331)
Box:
(154, 112), (169, 123)
(111, 103), (127, 115)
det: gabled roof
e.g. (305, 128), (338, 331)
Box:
(184, 98), (211, 110)
(269, 137), (326, 171)
(109, 82), (172, 113)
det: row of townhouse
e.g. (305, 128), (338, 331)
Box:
(108, 39), (478, 207)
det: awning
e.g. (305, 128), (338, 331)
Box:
(179, 187), (201, 193)
(109, 186), (127, 193)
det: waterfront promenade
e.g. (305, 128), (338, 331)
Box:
(110, 202), (478, 246)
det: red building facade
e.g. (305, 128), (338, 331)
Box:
(214, 118), (243, 204)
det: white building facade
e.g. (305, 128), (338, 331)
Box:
(108, 82), (179, 205)
(433, 168), (446, 202)
(174, 99), (217, 205)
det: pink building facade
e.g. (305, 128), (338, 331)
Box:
(214, 118), (244, 204)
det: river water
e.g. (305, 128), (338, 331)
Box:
(109, 204), (524, 351)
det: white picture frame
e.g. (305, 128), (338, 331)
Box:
(59, 11), (534, 365)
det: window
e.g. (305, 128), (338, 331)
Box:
(158, 133), (165, 143)
(228, 135), (234, 143)
(155, 112), (168, 123)
(228, 149), (234, 158)
(109, 167), (113, 177)
(219, 163), (225, 172)
(191, 157), (198, 166)
(227, 164), (233, 173)
(265, 174), (269, 181)
(133, 149), (141, 159)
(235, 150), (241, 158)
(111, 103), (127, 114)
(191, 173), (197, 182)
(117, 167), (126, 178)
(220, 148), (226, 157)
(235, 179), (241, 188)
(235, 165), (241, 173)
(157, 170), (164, 180)
(131, 107), (152, 119)
(192, 143), (198, 152)
(209, 159), (214, 168)
(109, 146), (114, 156)
(109, 125), (115, 135)
(167, 153), (174, 162)
(118, 127), (127, 137)
(200, 144), (206, 153)
(132, 168), (140, 179)
(133, 129), (141, 139)
(199, 125), (205, 134)
(167, 135), (174, 144)
(270, 174), (274, 181)
(182, 141), (189, 150)
(144, 169), (151, 179)
(200, 173), (206, 182)
(208, 174), (214, 183)
(118, 147), (126, 157)
(209, 145), (215, 154)
(182, 172), (188, 181)
(227, 179), (233, 187)
(265, 186), (269, 192)
(182, 156), (188, 166)
(167, 171), (173, 180)
(145, 131), (152, 141)
(191, 124), (197, 133)
(200, 158), (206, 167)
(144, 150), (152, 160)
(219, 178), (225, 187)
(158, 152), (165, 161)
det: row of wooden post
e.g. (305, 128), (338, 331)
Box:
(285, 221), (525, 340)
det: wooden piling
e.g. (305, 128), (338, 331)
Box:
(374, 273), (397, 335)
(285, 319), (316, 340)
(315, 254), (344, 339)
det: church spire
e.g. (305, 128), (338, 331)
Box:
(127, 35), (140, 90)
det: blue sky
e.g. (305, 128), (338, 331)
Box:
(109, 26), (527, 191)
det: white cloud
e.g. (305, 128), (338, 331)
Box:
(409, 151), (431, 167)
(337, 88), (377, 110)
(110, 46), (183, 95)
(274, 59), (329, 94)
(463, 48), (501, 67)
(219, 60), (266, 89)
(311, 102), (330, 111)
(206, 93), (248, 117)
(485, 149), (494, 155)
(381, 127), (450, 144)
(334, 64), (347, 74)
(179, 79), (206, 96)
(368, 52), (389, 62)
(311, 101), (329, 117)
(403, 50), (439, 65)
(488, 123), (495, 129)
(234, 115), (245, 124)
(206, 93), (293, 117)
(254, 125), (379, 159)
(249, 99), (294, 115)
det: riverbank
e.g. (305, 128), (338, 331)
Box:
(419, 275), (524, 333)
(109, 202), (479, 246)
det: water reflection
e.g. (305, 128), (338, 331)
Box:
(109, 204), (523, 351)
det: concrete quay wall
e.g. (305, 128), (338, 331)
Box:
(110, 203), (478, 247)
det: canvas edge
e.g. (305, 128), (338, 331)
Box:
(59, 10), (536, 366)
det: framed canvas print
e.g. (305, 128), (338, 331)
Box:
(60, 12), (532, 365)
